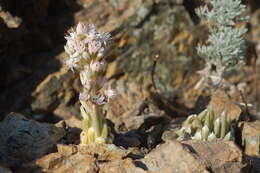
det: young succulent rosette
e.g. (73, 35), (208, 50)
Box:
(174, 108), (232, 141)
(64, 22), (116, 144)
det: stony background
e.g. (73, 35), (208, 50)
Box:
(0, 0), (260, 172)
(0, 0), (259, 119)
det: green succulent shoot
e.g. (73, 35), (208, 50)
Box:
(174, 107), (232, 141)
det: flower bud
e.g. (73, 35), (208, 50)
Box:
(86, 24), (96, 41)
(97, 47), (105, 57)
(65, 57), (79, 71)
(82, 51), (90, 59)
(88, 40), (102, 55)
(76, 22), (86, 34)
(79, 91), (90, 101)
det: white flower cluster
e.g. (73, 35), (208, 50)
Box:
(64, 23), (115, 105)
(65, 23), (110, 67)
(64, 22), (116, 144)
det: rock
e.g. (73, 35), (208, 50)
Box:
(244, 156), (260, 173)
(19, 144), (132, 173)
(209, 90), (242, 121)
(106, 82), (151, 131)
(114, 131), (143, 148)
(183, 140), (245, 173)
(255, 41), (260, 118)
(0, 165), (12, 173)
(240, 121), (260, 156)
(15, 0), (203, 120)
(36, 152), (98, 173)
(140, 140), (246, 173)
(0, 0), (50, 90)
(53, 105), (82, 129)
(0, 113), (65, 167)
(76, 144), (129, 160)
(99, 158), (147, 173)
(141, 140), (209, 173)
(18, 140), (247, 173)
(19, 152), (99, 173)
(250, 9), (260, 42)
(0, 11), (22, 28)
(108, 94), (165, 131)
(31, 68), (77, 112)
(0, 0), (77, 115)
(106, 0), (203, 109)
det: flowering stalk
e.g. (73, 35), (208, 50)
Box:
(64, 23), (116, 144)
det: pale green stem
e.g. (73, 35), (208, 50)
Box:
(91, 104), (102, 137)
(220, 111), (227, 138)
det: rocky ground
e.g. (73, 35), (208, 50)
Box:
(0, 0), (260, 172)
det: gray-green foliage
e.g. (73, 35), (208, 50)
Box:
(196, 0), (248, 72)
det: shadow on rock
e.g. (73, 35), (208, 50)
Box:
(0, 0), (81, 117)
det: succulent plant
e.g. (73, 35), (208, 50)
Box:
(174, 108), (232, 141)
(64, 23), (116, 144)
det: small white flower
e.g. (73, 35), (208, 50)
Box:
(97, 47), (105, 57)
(65, 57), (79, 71)
(79, 91), (90, 101)
(64, 44), (74, 55)
(75, 40), (86, 54)
(86, 24), (97, 41)
(80, 69), (94, 90)
(76, 22), (87, 34)
(82, 51), (90, 60)
(98, 32), (111, 46)
(67, 31), (77, 39)
(88, 40), (102, 55)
